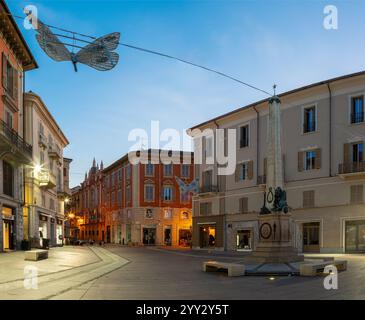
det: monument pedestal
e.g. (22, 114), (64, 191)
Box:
(251, 213), (303, 263)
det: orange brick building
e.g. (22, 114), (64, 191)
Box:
(71, 150), (194, 246)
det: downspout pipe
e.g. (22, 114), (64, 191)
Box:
(327, 83), (332, 177)
(252, 106), (259, 185)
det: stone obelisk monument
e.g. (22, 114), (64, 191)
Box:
(252, 88), (303, 263)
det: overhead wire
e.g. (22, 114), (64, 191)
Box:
(7, 12), (272, 96)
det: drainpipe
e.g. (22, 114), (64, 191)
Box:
(327, 83), (332, 177)
(253, 106), (259, 185)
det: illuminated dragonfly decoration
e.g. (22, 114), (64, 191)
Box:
(175, 176), (199, 197)
(34, 19), (120, 72)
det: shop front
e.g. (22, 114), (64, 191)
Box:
(345, 220), (365, 252)
(142, 225), (156, 245)
(2, 206), (15, 250)
(192, 215), (224, 250)
(38, 213), (48, 248)
(164, 225), (172, 246)
(236, 229), (252, 251)
(56, 219), (63, 246)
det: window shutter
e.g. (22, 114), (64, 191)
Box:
(247, 160), (254, 180)
(344, 143), (351, 164)
(298, 151), (304, 172)
(2, 53), (7, 90)
(235, 164), (240, 182)
(315, 148), (321, 169)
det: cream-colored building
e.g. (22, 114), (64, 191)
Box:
(188, 71), (365, 254)
(24, 92), (70, 248)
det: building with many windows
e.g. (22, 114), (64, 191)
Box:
(188, 71), (365, 254)
(72, 150), (194, 246)
(0, 1), (37, 251)
(23, 92), (70, 248)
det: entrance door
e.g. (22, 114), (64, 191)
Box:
(199, 225), (216, 248)
(237, 230), (252, 251)
(164, 227), (172, 246)
(303, 222), (320, 253)
(3, 220), (13, 250)
(126, 224), (131, 243)
(143, 228), (156, 245)
(106, 226), (111, 243)
(345, 220), (365, 252)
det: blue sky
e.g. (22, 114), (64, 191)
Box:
(7, 0), (365, 186)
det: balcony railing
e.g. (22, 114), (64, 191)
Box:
(339, 162), (365, 174)
(199, 185), (219, 193)
(0, 119), (32, 158)
(303, 121), (316, 133)
(351, 112), (364, 124)
(37, 170), (57, 189)
(48, 144), (61, 159)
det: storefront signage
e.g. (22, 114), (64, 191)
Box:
(145, 209), (153, 219)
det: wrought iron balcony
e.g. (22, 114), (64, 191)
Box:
(198, 185), (219, 194)
(351, 112), (364, 124)
(0, 119), (32, 162)
(339, 162), (365, 176)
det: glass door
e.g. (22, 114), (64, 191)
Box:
(346, 220), (365, 252)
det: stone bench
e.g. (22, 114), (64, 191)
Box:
(25, 249), (49, 261)
(202, 261), (245, 277)
(300, 260), (347, 276)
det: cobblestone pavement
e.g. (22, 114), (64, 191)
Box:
(66, 245), (365, 300)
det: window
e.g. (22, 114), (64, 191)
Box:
(205, 137), (213, 158)
(40, 151), (45, 165)
(303, 105), (316, 133)
(126, 186), (131, 202)
(163, 164), (173, 176)
(3, 160), (13, 197)
(203, 170), (212, 189)
(2, 53), (18, 101)
(50, 198), (55, 211)
(240, 125), (249, 148)
(163, 186), (173, 201)
(351, 96), (364, 124)
(353, 143), (364, 163)
(39, 122), (44, 135)
(303, 190), (315, 208)
(181, 164), (190, 178)
(164, 209), (172, 219)
(118, 169), (122, 181)
(126, 165), (131, 179)
(118, 189), (122, 206)
(351, 185), (364, 204)
(199, 202), (212, 216)
(239, 197), (248, 213)
(145, 185), (154, 202)
(5, 110), (12, 128)
(305, 151), (317, 170)
(111, 191), (115, 205)
(240, 163), (248, 180)
(145, 163), (154, 176)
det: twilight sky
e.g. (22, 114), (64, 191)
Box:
(7, 0), (365, 187)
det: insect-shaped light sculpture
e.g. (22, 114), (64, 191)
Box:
(175, 176), (199, 197)
(35, 19), (120, 72)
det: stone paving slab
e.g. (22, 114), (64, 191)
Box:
(0, 246), (129, 300)
(0, 246), (100, 284)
